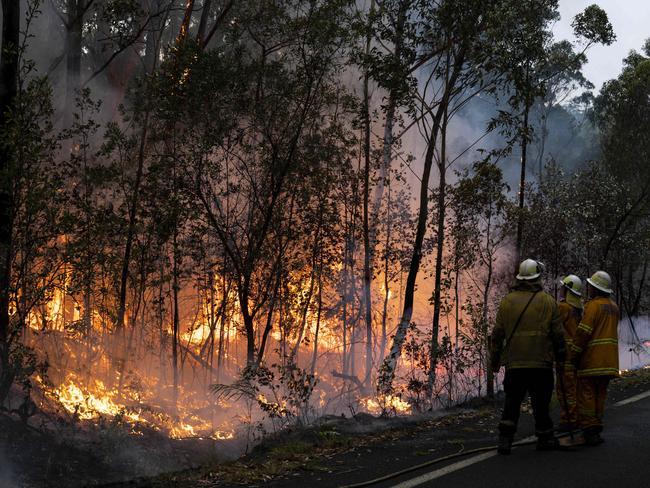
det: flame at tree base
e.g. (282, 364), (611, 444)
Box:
(362, 395), (412, 415)
(36, 373), (235, 441)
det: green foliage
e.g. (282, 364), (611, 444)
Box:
(211, 361), (318, 430)
(572, 4), (616, 46)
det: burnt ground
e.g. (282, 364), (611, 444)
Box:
(0, 411), (237, 488)
(3, 369), (650, 488)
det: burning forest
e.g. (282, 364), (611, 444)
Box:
(2, 0), (650, 486)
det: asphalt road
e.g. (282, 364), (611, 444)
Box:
(377, 391), (650, 488)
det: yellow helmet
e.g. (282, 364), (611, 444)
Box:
(559, 274), (582, 296)
(516, 259), (544, 280)
(587, 270), (613, 294)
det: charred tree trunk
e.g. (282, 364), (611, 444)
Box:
(310, 252), (324, 376)
(172, 232), (180, 405)
(379, 47), (465, 395)
(379, 116), (440, 395)
(361, 1), (375, 387)
(428, 105), (449, 396)
(379, 181), (391, 364)
(483, 214), (495, 398)
(341, 205), (351, 375)
(116, 115), (149, 329)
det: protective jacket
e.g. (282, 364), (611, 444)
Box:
(571, 296), (619, 377)
(558, 299), (582, 355)
(491, 280), (565, 370)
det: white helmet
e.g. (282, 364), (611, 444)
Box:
(587, 270), (613, 294)
(559, 274), (582, 296)
(516, 259), (545, 280)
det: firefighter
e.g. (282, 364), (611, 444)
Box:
(491, 259), (566, 455)
(570, 270), (619, 446)
(556, 274), (583, 432)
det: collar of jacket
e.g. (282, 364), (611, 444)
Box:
(564, 292), (584, 310)
(512, 279), (543, 292)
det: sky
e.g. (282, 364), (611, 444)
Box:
(554, 0), (650, 92)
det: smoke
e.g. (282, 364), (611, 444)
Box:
(619, 316), (650, 370)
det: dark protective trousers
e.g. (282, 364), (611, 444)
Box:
(499, 368), (554, 439)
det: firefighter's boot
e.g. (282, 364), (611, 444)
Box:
(536, 430), (560, 451)
(584, 428), (604, 446)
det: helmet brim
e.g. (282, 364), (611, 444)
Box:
(558, 278), (582, 296)
(586, 277), (612, 294)
(516, 272), (541, 280)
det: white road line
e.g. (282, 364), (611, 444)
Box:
(388, 451), (496, 488)
(387, 389), (650, 488)
(614, 389), (650, 407)
(388, 436), (536, 488)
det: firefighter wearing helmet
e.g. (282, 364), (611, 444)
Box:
(570, 270), (619, 445)
(555, 275), (584, 432)
(490, 259), (566, 454)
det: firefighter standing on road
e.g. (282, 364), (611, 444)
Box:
(570, 270), (619, 446)
(556, 275), (584, 432)
(491, 259), (566, 455)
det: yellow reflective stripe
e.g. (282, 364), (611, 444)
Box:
(586, 338), (618, 347)
(570, 344), (583, 353)
(577, 323), (593, 333)
(577, 367), (619, 376)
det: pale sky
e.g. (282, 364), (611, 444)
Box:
(554, 0), (650, 92)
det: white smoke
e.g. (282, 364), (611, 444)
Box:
(619, 316), (650, 370)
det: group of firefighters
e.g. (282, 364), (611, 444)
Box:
(490, 258), (620, 454)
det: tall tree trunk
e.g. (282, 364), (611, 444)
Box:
(428, 106), (448, 396)
(65, 0), (83, 126)
(515, 99), (530, 262)
(378, 113), (442, 395)
(172, 232), (180, 405)
(378, 46), (465, 395)
(178, 0), (195, 43)
(116, 114), (149, 329)
(483, 210), (495, 398)
(361, 0), (375, 388)
(310, 252), (323, 376)
(256, 264), (281, 366)
(197, 0), (212, 43)
(369, 0), (406, 228)
(0, 0), (20, 406)
(341, 206), (350, 375)
(379, 181), (391, 364)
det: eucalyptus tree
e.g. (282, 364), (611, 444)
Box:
(590, 41), (650, 313)
(452, 161), (511, 397)
(0, 1), (60, 405)
(378, 0), (561, 396)
(158, 1), (357, 369)
(494, 2), (614, 261)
